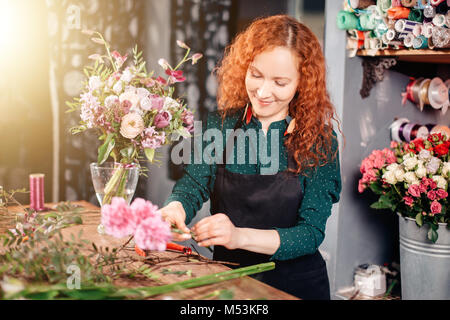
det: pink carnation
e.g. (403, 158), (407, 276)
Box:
(430, 200), (442, 215)
(403, 196), (414, 207)
(358, 180), (366, 193)
(408, 184), (421, 198)
(360, 158), (374, 174)
(130, 198), (159, 226)
(134, 215), (172, 251)
(101, 197), (136, 238)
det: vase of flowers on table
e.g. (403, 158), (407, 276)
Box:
(358, 132), (450, 299)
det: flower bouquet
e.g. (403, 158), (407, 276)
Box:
(358, 133), (450, 242)
(66, 30), (200, 206)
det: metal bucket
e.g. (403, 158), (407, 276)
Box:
(398, 214), (450, 300)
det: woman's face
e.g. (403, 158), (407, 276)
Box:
(245, 46), (300, 124)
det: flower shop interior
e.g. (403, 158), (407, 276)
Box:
(0, 0), (449, 302)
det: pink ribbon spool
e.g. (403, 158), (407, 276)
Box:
(29, 173), (45, 212)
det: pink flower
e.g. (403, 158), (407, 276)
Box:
(390, 141), (398, 149)
(408, 184), (422, 198)
(149, 95), (165, 111)
(101, 197), (136, 238)
(165, 69), (186, 83)
(418, 183), (427, 194)
(360, 158), (374, 174)
(436, 189), (448, 200)
(430, 200), (442, 215)
(383, 148), (397, 164)
(182, 110), (194, 133)
(130, 198), (159, 226)
(373, 154), (386, 169)
(134, 215), (171, 251)
(154, 110), (172, 128)
(427, 190), (437, 201)
(358, 180), (366, 193)
(403, 196), (414, 207)
(111, 51), (128, 68)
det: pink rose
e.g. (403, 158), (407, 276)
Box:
(403, 196), (414, 207)
(154, 110), (172, 128)
(436, 189), (448, 200)
(418, 183), (427, 194)
(149, 95), (164, 111)
(427, 190), (437, 201)
(408, 184), (421, 198)
(430, 200), (442, 215)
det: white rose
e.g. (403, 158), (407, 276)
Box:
(402, 154), (418, 171)
(163, 96), (180, 110)
(136, 87), (150, 99)
(140, 97), (152, 111)
(88, 76), (102, 91)
(386, 163), (400, 171)
(404, 171), (418, 185)
(442, 162), (450, 178)
(432, 175), (447, 190)
(418, 149), (432, 161)
(104, 95), (119, 108)
(382, 170), (397, 185)
(120, 113), (144, 139)
(415, 165), (427, 179)
(113, 80), (123, 94)
(394, 169), (405, 182)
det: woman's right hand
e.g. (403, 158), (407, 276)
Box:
(159, 201), (192, 242)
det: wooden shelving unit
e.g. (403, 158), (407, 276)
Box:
(357, 49), (450, 64)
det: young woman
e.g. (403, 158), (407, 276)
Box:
(160, 15), (342, 300)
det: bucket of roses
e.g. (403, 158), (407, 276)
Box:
(66, 31), (201, 208)
(358, 133), (449, 243)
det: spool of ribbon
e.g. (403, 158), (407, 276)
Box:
(390, 118), (410, 142)
(430, 0), (445, 6)
(432, 26), (450, 47)
(409, 8), (425, 21)
(29, 173), (45, 212)
(359, 13), (377, 30)
(412, 77), (425, 104)
(423, 5), (436, 17)
(378, 0), (393, 12)
(395, 19), (421, 33)
(337, 10), (360, 30)
(413, 23), (423, 36)
(402, 77), (418, 105)
(416, 125), (431, 139)
(428, 77), (450, 114)
(415, 0), (431, 9)
(401, 0), (418, 7)
(413, 35), (429, 48)
(421, 22), (434, 37)
(430, 124), (450, 138)
(388, 6), (411, 19)
(432, 13), (447, 26)
(392, 0), (403, 5)
(403, 32), (416, 46)
(419, 78), (431, 110)
(350, 0), (376, 9)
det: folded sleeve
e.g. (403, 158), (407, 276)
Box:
(163, 112), (221, 225)
(271, 134), (342, 261)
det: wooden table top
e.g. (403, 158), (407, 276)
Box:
(0, 200), (298, 300)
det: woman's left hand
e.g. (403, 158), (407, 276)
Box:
(191, 213), (241, 250)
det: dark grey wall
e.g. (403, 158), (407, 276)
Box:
(324, 0), (450, 298)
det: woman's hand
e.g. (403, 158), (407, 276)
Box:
(191, 213), (241, 250)
(159, 201), (191, 242)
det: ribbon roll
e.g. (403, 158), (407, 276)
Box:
(431, 125), (450, 138)
(395, 19), (421, 33)
(421, 22), (434, 37)
(391, 0), (403, 5)
(359, 13), (377, 30)
(337, 11), (360, 30)
(402, 78), (418, 105)
(432, 26), (450, 47)
(423, 5), (436, 17)
(430, 0), (445, 5)
(388, 7), (411, 19)
(409, 8), (425, 22)
(416, 125), (430, 139)
(413, 35), (429, 48)
(419, 78), (431, 110)
(413, 24), (423, 36)
(350, 0), (376, 9)
(390, 118), (410, 142)
(378, 0), (393, 12)
(415, 0), (431, 9)
(428, 77), (450, 111)
(403, 33), (415, 47)
(433, 13), (447, 26)
(428, 36), (436, 48)
(401, 0), (418, 7)
(403, 123), (417, 142)
(412, 78), (425, 104)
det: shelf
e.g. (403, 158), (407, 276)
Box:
(357, 49), (450, 64)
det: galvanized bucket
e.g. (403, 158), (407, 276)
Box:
(398, 213), (450, 300)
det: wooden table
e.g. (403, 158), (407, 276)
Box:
(0, 200), (298, 300)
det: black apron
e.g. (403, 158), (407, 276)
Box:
(210, 113), (330, 300)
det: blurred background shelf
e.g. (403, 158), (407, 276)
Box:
(357, 49), (450, 64)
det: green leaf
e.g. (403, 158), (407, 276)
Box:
(370, 194), (394, 210)
(97, 133), (115, 165)
(427, 227), (438, 243)
(415, 213), (423, 227)
(368, 183), (384, 195)
(144, 148), (155, 162)
(120, 146), (133, 159)
(219, 289), (234, 300)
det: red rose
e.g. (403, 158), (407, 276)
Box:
(436, 189), (448, 200)
(433, 141), (450, 157)
(410, 138), (425, 152)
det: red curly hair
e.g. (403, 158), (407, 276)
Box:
(214, 15), (342, 174)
